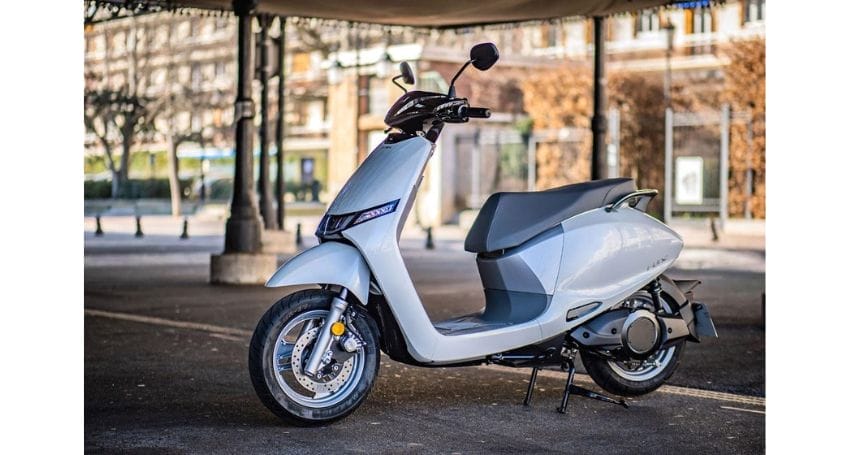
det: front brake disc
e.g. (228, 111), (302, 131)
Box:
(290, 327), (355, 395)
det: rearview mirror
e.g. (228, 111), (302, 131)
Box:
(399, 62), (415, 85)
(470, 43), (499, 71)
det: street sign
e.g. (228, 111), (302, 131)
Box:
(675, 156), (704, 205)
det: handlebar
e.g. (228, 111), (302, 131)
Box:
(435, 102), (491, 123)
(463, 107), (491, 119)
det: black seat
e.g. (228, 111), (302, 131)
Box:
(464, 178), (637, 253)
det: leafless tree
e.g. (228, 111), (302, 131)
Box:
(84, 15), (163, 198)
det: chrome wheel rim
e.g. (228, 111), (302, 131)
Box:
(272, 310), (365, 408)
(606, 292), (676, 382)
(607, 345), (676, 381)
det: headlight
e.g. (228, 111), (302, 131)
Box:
(316, 199), (400, 238)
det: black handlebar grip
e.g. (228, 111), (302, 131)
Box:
(466, 107), (491, 118)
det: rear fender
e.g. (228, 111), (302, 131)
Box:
(660, 274), (717, 341)
(265, 241), (371, 305)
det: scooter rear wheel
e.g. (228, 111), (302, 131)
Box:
(249, 289), (380, 425)
(583, 343), (684, 397)
(582, 291), (685, 397)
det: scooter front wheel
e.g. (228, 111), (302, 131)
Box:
(249, 289), (380, 425)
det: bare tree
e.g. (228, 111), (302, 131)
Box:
(159, 86), (219, 216)
(84, 85), (160, 197)
(84, 15), (162, 198)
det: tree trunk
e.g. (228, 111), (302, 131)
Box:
(118, 138), (131, 198)
(166, 137), (181, 217)
(111, 170), (120, 199)
(100, 140), (119, 199)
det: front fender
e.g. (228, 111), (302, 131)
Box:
(265, 241), (371, 305)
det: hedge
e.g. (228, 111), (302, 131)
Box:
(84, 178), (193, 199)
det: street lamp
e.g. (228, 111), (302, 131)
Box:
(663, 21), (676, 108)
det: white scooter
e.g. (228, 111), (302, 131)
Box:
(249, 43), (717, 425)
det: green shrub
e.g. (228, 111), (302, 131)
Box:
(84, 178), (193, 199)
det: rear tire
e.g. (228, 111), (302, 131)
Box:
(249, 289), (380, 426)
(582, 343), (685, 397)
(582, 290), (686, 397)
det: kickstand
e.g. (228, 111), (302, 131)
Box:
(557, 357), (629, 414)
(523, 367), (539, 406)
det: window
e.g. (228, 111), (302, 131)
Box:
(214, 61), (226, 78)
(191, 112), (201, 131)
(191, 63), (202, 90)
(537, 24), (559, 48)
(367, 77), (388, 115)
(635, 11), (659, 33)
(153, 68), (166, 86)
(418, 71), (448, 94)
(691, 7), (712, 34)
(111, 31), (126, 53)
(610, 16), (633, 42)
(744, 0), (765, 23)
(291, 52), (311, 73)
(154, 25), (168, 48)
(214, 18), (229, 32)
(212, 108), (223, 127)
(306, 101), (325, 129)
(177, 21), (190, 40)
(178, 65), (191, 84)
(367, 130), (386, 155)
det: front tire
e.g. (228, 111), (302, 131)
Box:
(249, 289), (380, 425)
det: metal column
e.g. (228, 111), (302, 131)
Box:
(590, 16), (607, 181)
(527, 135), (537, 191)
(720, 103), (730, 229)
(607, 108), (620, 178)
(275, 16), (286, 230)
(224, 0), (263, 253)
(744, 108), (753, 220)
(257, 14), (277, 230)
(471, 129), (481, 207)
(664, 108), (673, 223)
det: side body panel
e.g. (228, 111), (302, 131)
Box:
(538, 207), (684, 338)
(476, 226), (564, 295)
(265, 242), (371, 305)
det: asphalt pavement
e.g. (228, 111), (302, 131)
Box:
(84, 224), (765, 453)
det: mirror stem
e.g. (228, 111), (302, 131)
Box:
(392, 75), (408, 93)
(448, 59), (473, 98)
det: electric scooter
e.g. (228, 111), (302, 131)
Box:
(249, 42), (718, 425)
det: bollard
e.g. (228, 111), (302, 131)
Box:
(135, 216), (144, 238)
(295, 222), (303, 247)
(709, 216), (719, 242)
(425, 226), (435, 250)
(180, 217), (189, 239)
(95, 215), (104, 236)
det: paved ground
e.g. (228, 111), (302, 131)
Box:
(84, 222), (765, 453)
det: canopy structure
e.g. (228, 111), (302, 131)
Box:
(92, 0), (674, 28)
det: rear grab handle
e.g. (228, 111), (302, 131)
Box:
(606, 189), (659, 212)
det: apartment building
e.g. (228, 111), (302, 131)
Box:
(84, 0), (764, 221)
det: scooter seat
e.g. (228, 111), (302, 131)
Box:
(464, 178), (637, 253)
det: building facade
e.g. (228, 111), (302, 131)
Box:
(84, 0), (765, 221)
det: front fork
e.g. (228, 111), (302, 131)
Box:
(303, 288), (349, 377)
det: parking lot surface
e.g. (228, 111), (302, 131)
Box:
(84, 231), (765, 453)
